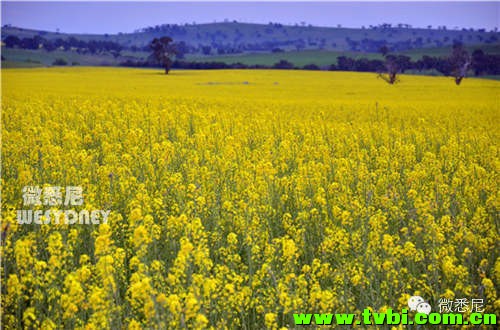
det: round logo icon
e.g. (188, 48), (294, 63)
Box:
(408, 296), (432, 314)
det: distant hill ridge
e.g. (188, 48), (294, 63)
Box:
(3, 22), (499, 54)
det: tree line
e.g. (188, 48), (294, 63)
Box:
(122, 54), (499, 75)
(136, 21), (498, 52)
(3, 35), (123, 56)
(3, 33), (498, 82)
(130, 38), (500, 82)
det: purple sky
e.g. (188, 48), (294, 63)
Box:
(2, 2), (499, 34)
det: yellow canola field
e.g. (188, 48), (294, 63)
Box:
(1, 67), (499, 329)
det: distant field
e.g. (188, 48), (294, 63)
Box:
(1, 60), (45, 68)
(2, 47), (380, 69)
(401, 43), (500, 59)
(478, 75), (500, 81)
(1, 47), (140, 67)
(3, 43), (500, 72)
(186, 50), (382, 67)
(186, 44), (500, 66)
(3, 23), (498, 51)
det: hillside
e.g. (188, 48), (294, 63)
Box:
(4, 44), (499, 71)
(2, 22), (499, 70)
(3, 22), (499, 53)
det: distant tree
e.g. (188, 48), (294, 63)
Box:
(43, 40), (57, 52)
(354, 58), (385, 72)
(337, 56), (355, 71)
(294, 39), (306, 51)
(470, 49), (500, 76)
(419, 55), (437, 71)
(20, 37), (38, 50)
(3, 35), (20, 48)
(303, 64), (320, 70)
(471, 49), (485, 76)
(174, 41), (189, 59)
(52, 58), (68, 66)
(149, 37), (177, 74)
(379, 45), (390, 56)
(434, 57), (453, 76)
(378, 54), (400, 84)
(353, 58), (373, 72)
(395, 55), (412, 73)
(201, 45), (212, 55)
(449, 42), (470, 85)
(273, 59), (294, 69)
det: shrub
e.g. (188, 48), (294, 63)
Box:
(52, 58), (67, 66)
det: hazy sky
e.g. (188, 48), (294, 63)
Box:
(2, 2), (499, 34)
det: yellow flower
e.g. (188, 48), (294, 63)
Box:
(128, 319), (142, 330)
(265, 312), (278, 330)
(167, 294), (182, 315)
(3, 67), (498, 329)
(195, 313), (209, 329)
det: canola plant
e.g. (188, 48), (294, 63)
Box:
(1, 67), (499, 329)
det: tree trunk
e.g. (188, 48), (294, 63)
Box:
(389, 72), (397, 84)
(164, 67), (170, 74)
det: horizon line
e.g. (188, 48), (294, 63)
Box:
(3, 20), (498, 36)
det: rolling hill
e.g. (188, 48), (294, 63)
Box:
(2, 22), (499, 68)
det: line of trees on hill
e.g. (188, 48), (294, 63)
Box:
(135, 22), (499, 51)
(3, 35), (123, 56)
(3, 33), (499, 77)
(4, 25), (499, 55)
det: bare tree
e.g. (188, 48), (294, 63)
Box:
(378, 54), (399, 84)
(449, 43), (471, 85)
